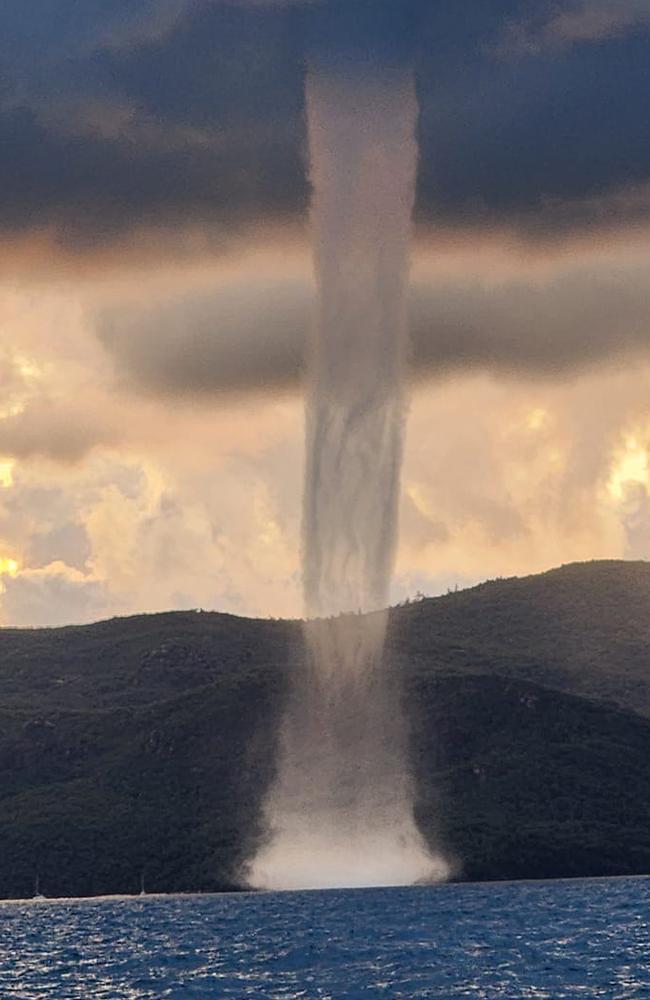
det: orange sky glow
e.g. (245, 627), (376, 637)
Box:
(1, 217), (650, 626)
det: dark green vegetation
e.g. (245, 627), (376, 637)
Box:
(1, 560), (650, 897)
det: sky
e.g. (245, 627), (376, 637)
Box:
(1, 0), (650, 626)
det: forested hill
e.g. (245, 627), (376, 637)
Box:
(0, 559), (649, 897)
(391, 559), (650, 717)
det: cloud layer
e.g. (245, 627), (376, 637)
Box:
(1, 1), (650, 626)
(497, 0), (650, 54)
(95, 236), (650, 398)
(1, 0), (650, 255)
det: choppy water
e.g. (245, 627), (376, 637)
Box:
(0, 877), (648, 998)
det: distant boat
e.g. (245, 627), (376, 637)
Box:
(139, 872), (146, 897)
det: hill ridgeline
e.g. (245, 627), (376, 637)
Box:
(0, 560), (649, 897)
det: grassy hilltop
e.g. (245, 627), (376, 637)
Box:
(0, 560), (649, 897)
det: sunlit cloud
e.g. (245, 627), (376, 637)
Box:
(2, 353), (650, 626)
(0, 0), (646, 632)
(0, 461), (14, 489)
(0, 557), (19, 578)
(607, 432), (650, 502)
(495, 0), (650, 56)
(3, 240), (650, 626)
(526, 408), (549, 432)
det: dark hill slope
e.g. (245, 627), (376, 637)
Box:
(409, 673), (650, 881)
(0, 680), (278, 898)
(0, 560), (649, 895)
(0, 611), (295, 711)
(391, 560), (650, 717)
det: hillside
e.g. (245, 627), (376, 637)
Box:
(391, 560), (650, 718)
(0, 560), (649, 896)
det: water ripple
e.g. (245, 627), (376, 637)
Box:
(0, 878), (648, 998)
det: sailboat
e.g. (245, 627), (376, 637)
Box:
(33, 874), (46, 901)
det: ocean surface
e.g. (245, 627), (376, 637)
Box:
(0, 877), (648, 998)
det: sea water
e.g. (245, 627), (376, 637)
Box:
(0, 877), (648, 998)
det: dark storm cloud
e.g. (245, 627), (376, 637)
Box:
(0, 102), (305, 246)
(1, 0), (650, 249)
(98, 255), (650, 397)
(0, 0), (307, 245)
(416, 25), (650, 236)
(99, 276), (311, 396)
